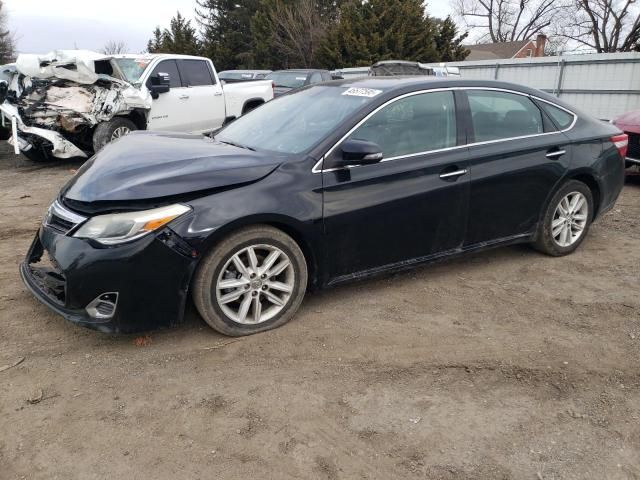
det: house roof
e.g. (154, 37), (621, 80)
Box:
(464, 40), (531, 61)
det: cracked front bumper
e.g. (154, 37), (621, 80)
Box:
(21, 224), (198, 334)
(1, 102), (87, 159)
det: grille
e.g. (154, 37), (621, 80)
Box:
(48, 213), (76, 233)
(43, 200), (86, 235)
(627, 132), (640, 160)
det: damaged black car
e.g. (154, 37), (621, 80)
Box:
(21, 77), (627, 336)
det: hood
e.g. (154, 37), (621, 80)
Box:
(613, 109), (640, 133)
(62, 132), (284, 203)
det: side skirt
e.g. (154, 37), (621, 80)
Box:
(326, 233), (532, 287)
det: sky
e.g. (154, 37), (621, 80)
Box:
(5, 0), (455, 54)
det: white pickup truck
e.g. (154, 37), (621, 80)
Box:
(0, 50), (274, 162)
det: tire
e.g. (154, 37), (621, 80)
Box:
(92, 117), (137, 153)
(21, 145), (54, 163)
(193, 225), (308, 336)
(533, 180), (594, 256)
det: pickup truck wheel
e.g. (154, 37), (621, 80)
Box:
(92, 118), (137, 153)
(21, 145), (54, 163)
(193, 225), (308, 336)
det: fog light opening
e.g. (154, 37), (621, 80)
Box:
(86, 292), (118, 320)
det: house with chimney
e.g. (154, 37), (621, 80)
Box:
(464, 34), (548, 61)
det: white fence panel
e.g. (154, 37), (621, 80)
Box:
(428, 52), (640, 119)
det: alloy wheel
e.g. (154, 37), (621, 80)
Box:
(215, 244), (295, 324)
(551, 191), (589, 247)
(111, 126), (131, 140)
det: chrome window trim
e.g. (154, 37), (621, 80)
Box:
(49, 200), (87, 225)
(312, 86), (578, 174)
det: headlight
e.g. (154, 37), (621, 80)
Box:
(73, 204), (191, 245)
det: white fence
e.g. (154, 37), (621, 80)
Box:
(426, 52), (640, 120)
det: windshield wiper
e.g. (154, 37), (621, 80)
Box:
(216, 139), (256, 151)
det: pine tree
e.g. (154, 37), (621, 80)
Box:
(197, 0), (260, 70)
(434, 16), (469, 62)
(318, 0), (469, 69)
(147, 12), (201, 55)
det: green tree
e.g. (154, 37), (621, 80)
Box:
(319, 0), (443, 68)
(251, 0), (335, 69)
(197, 0), (261, 70)
(433, 16), (469, 61)
(147, 12), (201, 55)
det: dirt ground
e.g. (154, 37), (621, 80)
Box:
(0, 144), (639, 480)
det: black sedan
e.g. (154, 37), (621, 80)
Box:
(21, 78), (627, 336)
(265, 69), (333, 96)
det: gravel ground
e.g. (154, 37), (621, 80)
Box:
(1, 145), (639, 479)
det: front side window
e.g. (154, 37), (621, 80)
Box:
(146, 60), (182, 88)
(467, 90), (543, 142)
(346, 91), (457, 159)
(310, 72), (323, 83)
(179, 60), (214, 86)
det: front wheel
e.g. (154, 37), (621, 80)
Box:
(193, 225), (308, 336)
(533, 180), (594, 256)
(92, 117), (137, 153)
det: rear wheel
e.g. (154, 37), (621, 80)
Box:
(193, 225), (307, 336)
(533, 180), (593, 256)
(92, 117), (137, 153)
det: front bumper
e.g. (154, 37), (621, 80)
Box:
(1, 102), (87, 159)
(20, 224), (198, 333)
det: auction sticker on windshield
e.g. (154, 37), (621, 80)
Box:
(342, 87), (383, 97)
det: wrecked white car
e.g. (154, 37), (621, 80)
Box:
(0, 50), (274, 162)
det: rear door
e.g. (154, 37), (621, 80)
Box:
(461, 88), (572, 246)
(322, 90), (470, 281)
(177, 59), (226, 132)
(146, 59), (193, 132)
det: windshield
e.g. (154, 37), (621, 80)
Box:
(114, 58), (152, 83)
(265, 71), (309, 88)
(215, 85), (382, 154)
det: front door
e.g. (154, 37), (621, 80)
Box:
(145, 59), (193, 132)
(322, 90), (470, 282)
(462, 89), (572, 245)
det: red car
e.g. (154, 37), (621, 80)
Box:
(612, 110), (640, 168)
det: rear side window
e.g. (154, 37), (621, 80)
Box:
(348, 91), (457, 158)
(179, 60), (214, 86)
(539, 102), (575, 130)
(467, 90), (543, 142)
(147, 60), (182, 88)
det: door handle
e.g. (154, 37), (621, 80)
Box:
(179, 94), (189, 100)
(546, 149), (566, 159)
(439, 168), (468, 180)
(213, 91), (223, 97)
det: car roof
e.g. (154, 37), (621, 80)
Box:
(220, 69), (271, 73)
(271, 69), (326, 74)
(326, 76), (554, 97)
(309, 76), (577, 112)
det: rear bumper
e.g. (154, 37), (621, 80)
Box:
(20, 225), (198, 334)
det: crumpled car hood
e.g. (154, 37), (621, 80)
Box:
(62, 132), (284, 203)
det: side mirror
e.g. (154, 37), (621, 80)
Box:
(336, 139), (383, 167)
(149, 72), (170, 99)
